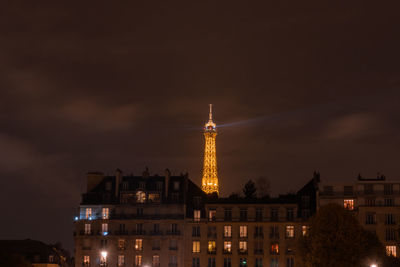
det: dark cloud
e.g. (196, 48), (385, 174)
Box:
(1, 1), (400, 251)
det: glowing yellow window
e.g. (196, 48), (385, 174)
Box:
(344, 199), (354, 210)
(386, 246), (397, 257)
(270, 243), (279, 254)
(192, 241), (200, 253)
(135, 239), (143, 251)
(208, 241), (216, 253)
(224, 241), (232, 253)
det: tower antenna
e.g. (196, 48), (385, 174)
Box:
(209, 104), (213, 120)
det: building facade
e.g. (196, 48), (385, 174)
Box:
(319, 175), (400, 258)
(73, 170), (317, 267)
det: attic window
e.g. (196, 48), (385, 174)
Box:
(174, 181), (179, 190)
(105, 182), (112, 191)
(136, 191), (146, 203)
(139, 182), (145, 190)
(122, 182), (129, 190)
(156, 182), (163, 191)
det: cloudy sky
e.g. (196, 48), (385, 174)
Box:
(0, 1), (399, 251)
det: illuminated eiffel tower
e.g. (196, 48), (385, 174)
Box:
(201, 104), (219, 195)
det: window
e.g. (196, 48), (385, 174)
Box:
(386, 246), (397, 257)
(385, 213), (396, 225)
(270, 243), (279, 254)
(118, 255), (124, 267)
(223, 258), (231, 267)
(285, 226), (294, 238)
(192, 257), (200, 267)
(100, 239), (107, 249)
(239, 258), (247, 267)
(239, 241), (247, 253)
(365, 197), (376, 206)
(254, 240), (263, 254)
(84, 223), (91, 234)
(193, 241), (200, 253)
(170, 239), (178, 250)
(286, 257), (294, 267)
(194, 210), (201, 222)
(153, 223), (160, 233)
(102, 208), (109, 219)
(343, 199), (354, 210)
(224, 208), (232, 221)
(386, 228), (396, 241)
(255, 258), (263, 267)
(254, 226), (263, 237)
(153, 255), (160, 267)
(224, 241), (232, 253)
(209, 209), (216, 221)
(170, 255), (177, 265)
(224, 225), (232, 237)
(208, 241), (216, 253)
(135, 239), (143, 251)
(240, 225), (248, 238)
(174, 181), (180, 190)
(119, 223), (126, 234)
(156, 182), (163, 191)
(101, 223), (108, 235)
(270, 226), (279, 239)
(344, 186), (353, 196)
(207, 226), (217, 238)
(385, 198), (394, 206)
(384, 184), (393, 195)
(270, 208), (278, 221)
(192, 226), (201, 237)
(240, 209), (248, 221)
(139, 182), (145, 189)
(270, 258), (278, 267)
(83, 255), (90, 266)
(208, 257), (216, 267)
(100, 251), (107, 265)
(171, 223), (179, 234)
(48, 255), (54, 263)
(364, 184), (374, 194)
(255, 208), (263, 221)
(85, 208), (92, 219)
(136, 223), (143, 234)
(152, 239), (160, 250)
(286, 208), (294, 221)
(122, 182), (129, 190)
(366, 213), (376, 225)
(136, 191), (146, 203)
(302, 226), (309, 236)
(148, 193), (160, 203)
(118, 239), (125, 250)
(135, 255), (142, 266)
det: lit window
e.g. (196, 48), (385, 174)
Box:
(101, 223), (108, 235)
(344, 199), (354, 210)
(209, 209), (216, 221)
(135, 255), (142, 266)
(118, 239), (125, 250)
(83, 255), (90, 266)
(193, 241), (200, 253)
(100, 251), (107, 264)
(85, 208), (92, 219)
(118, 255), (124, 267)
(302, 225), (309, 236)
(135, 239), (143, 251)
(208, 241), (216, 253)
(49, 255), (54, 262)
(386, 246), (397, 257)
(148, 193), (160, 202)
(84, 224), (91, 235)
(239, 225), (247, 238)
(102, 208), (109, 219)
(194, 210), (201, 222)
(285, 225), (295, 238)
(224, 225), (232, 237)
(239, 241), (247, 253)
(270, 243), (279, 254)
(224, 241), (232, 253)
(153, 255), (160, 267)
(136, 191), (146, 203)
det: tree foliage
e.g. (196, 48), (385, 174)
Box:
(243, 180), (256, 198)
(298, 204), (386, 267)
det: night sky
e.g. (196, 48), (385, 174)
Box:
(1, 1), (400, 252)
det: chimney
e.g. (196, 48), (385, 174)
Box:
(165, 169), (171, 198)
(115, 169), (122, 198)
(86, 172), (104, 192)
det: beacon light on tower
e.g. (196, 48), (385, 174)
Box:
(201, 104), (219, 195)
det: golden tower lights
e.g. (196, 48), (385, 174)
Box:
(201, 104), (219, 195)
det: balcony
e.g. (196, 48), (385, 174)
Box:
(238, 249), (248, 255)
(207, 250), (217, 255)
(223, 249), (232, 254)
(152, 247), (161, 250)
(115, 231), (129, 236)
(132, 230), (146, 235)
(80, 230), (94, 236)
(82, 246), (91, 250)
(254, 233), (264, 238)
(269, 234), (279, 239)
(169, 246), (178, 250)
(254, 249), (263, 255)
(166, 230), (180, 235)
(207, 233), (217, 238)
(149, 231), (163, 236)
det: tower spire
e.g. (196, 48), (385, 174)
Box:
(201, 104), (219, 195)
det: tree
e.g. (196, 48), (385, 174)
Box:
(297, 204), (386, 267)
(243, 180), (256, 199)
(255, 176), (270, 198)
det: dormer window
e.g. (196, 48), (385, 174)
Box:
(174, 181), (180, 190)
(122, 182), (129, 190)
(136, 191), (146, 203)
(139, 182), (145, 190)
